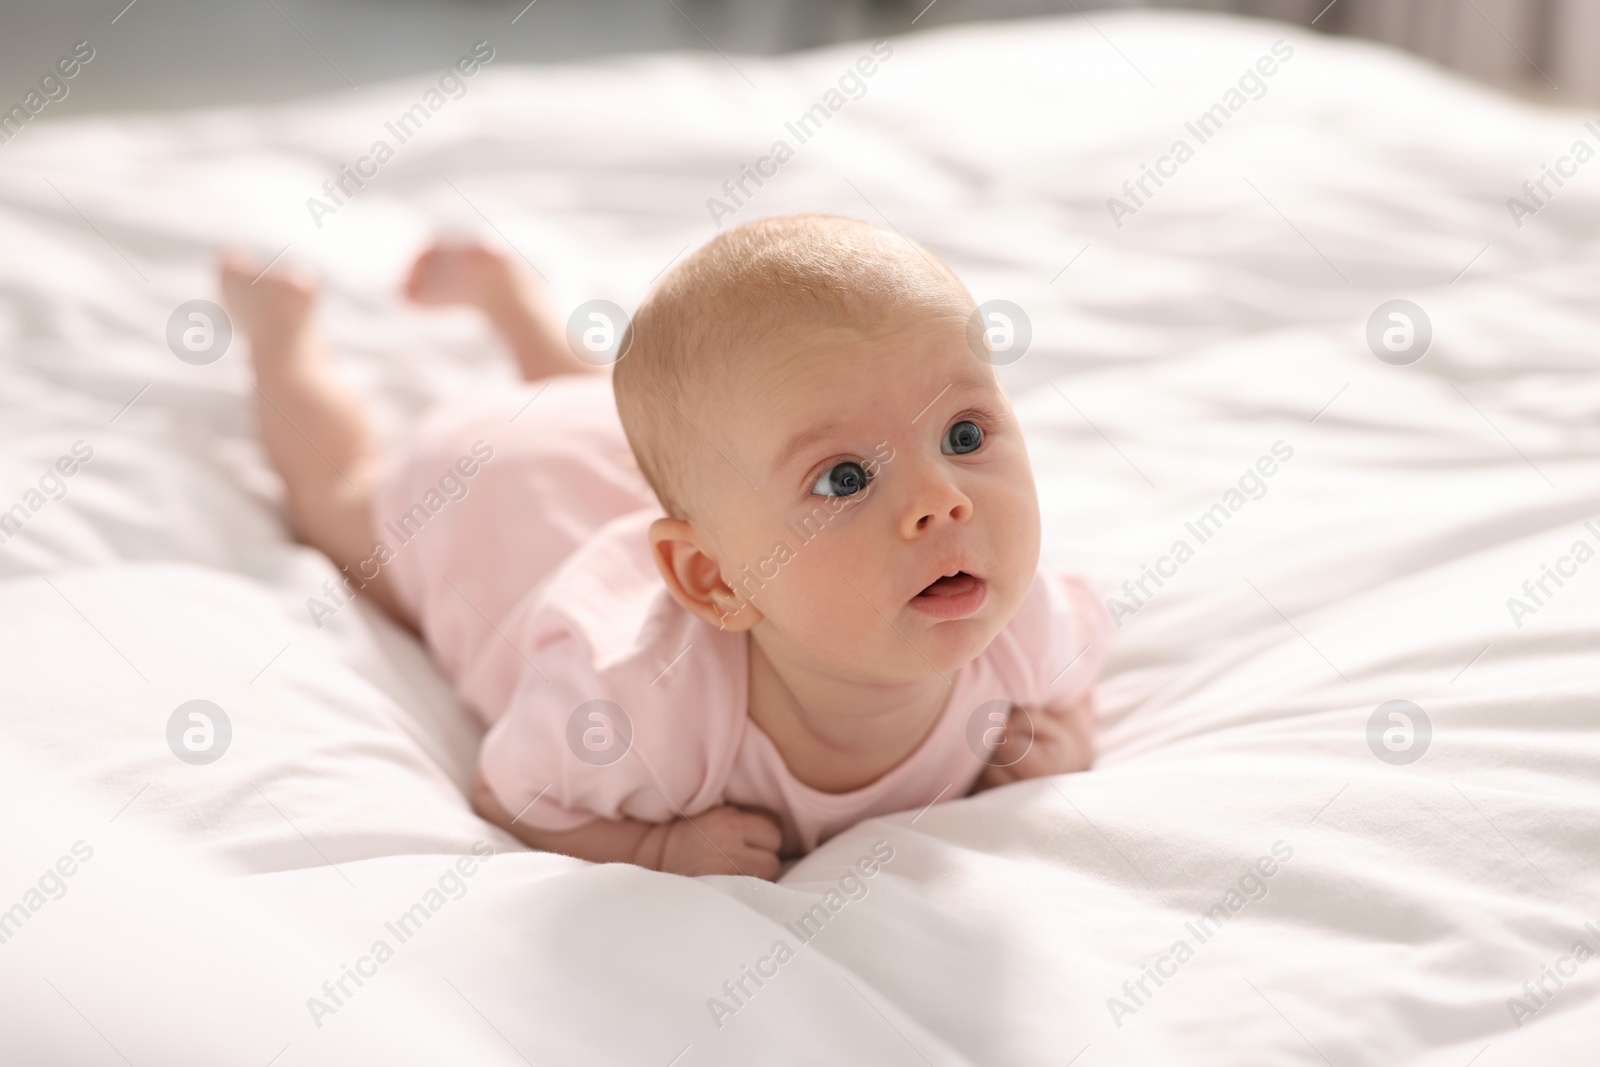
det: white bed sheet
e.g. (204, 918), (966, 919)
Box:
(1, 11), (1598, 1065)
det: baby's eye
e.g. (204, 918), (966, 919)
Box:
(942, 420), (984, 455)
(811, 460), (872, 497)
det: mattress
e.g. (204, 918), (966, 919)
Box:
(1, 10), (1597, 1064)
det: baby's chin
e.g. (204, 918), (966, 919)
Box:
(770, 569), (1028, 681)
(912, 615), (1006, 675)
(783, 615), (992, 687)
(855, 611), (1010, 684)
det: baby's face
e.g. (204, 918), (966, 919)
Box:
(703, 312), (1041, 683)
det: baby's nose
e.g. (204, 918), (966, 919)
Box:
(903, 480), (973, 537)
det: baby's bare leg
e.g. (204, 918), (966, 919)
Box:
(219, 253), (410, 626)
(404, 240), (603, 383)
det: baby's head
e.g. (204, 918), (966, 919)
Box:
(614, 214), (1041, 682)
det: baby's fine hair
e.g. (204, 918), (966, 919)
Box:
(612, 213), (973, 520)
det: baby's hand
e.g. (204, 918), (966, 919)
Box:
(656, 805), (783, 880)
(975, 694), (1095, 791)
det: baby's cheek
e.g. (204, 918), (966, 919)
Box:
(769, 544), (878, 644)
(780, 552), (851, 619)
(982, 471), (1039, 554)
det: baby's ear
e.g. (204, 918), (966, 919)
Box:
(648, 518), (762, 632)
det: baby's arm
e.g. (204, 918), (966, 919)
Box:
(972, 692), (1095, 793)
(471, 771), (782, 879)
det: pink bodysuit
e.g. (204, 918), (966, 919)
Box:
(374, 375), (1111, 855)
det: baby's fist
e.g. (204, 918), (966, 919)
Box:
(658, 805), (783, 880)
(975, 694), (1096, 792)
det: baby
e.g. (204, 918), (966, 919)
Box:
(221, 214), (1110, 880)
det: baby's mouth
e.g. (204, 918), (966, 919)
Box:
(917, 572), (979, 598)
(909, 570), (988, 619)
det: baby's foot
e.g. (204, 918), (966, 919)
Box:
(406, 238), (591, 382)
(219, 250), (321, 379)
(404, 239), (526, 313)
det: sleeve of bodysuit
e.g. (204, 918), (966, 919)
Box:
(466, 515), (745, 835)
(1005, 566), (1114, 711)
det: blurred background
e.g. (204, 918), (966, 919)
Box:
(2, 0), (1595, 116)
